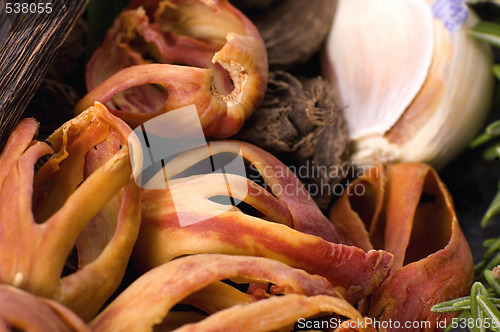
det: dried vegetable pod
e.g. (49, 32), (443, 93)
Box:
(323, 0), (493, 169)
(133, 140), (393, 304)
(0, 284), (89, 332)
(90, 254), (362, 332)
(76, 0), (268, 138)
(237, 71), (349, 209)
(329, 163), (474, 330)
(0, 103), (141, 321)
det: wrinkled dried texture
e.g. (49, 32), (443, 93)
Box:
(0, 103), (141, 321)
(77, 0), (268, 138)
(173, 294), (362, 332)
(0, 285), (89, 332)
(90, 254), (349, 331)
(134, 140), (393, 304)
(237, 71), (349, 209)
(329, 163), (474, 330)
(241, 0), (336, 69)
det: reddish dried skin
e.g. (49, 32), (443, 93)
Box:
(0, 103), (141, 321)
(173, 294), (362, 332)
(134, 140), (393, 304)
(90, 254), (340, 332)
(77, 0), (268, 138)
(0, 284), (89, 332)
(329, 163), (474, 330)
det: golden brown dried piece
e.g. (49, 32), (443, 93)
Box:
(76, 0), (268, 138)
(134, 140), (393, 304)
(0, 284), (89, 332)
(0, 103), (141, 321)
(329, 163), (474, 330)
(90, 254), (360, 332)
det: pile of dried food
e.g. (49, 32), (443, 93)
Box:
(2, 0), (500, 331)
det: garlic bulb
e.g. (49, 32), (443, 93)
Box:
(323, 0), (494, 169)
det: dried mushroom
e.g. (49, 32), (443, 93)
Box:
(237, 71), (349, 209)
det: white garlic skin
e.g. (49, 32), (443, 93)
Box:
(323, 0), (494, 170)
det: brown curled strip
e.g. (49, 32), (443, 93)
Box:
(90, 254), (341, 331)
(134, 140), (393, 304)
(329, 163), (474, 329)
(76, 0), (268, 138)
(0, 284), (89, 332)
(0, 103), (141, 321)
(173, 294), (363, 332)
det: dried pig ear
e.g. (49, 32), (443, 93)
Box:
(237, 71), (349, 209)
(0, 103), (141, 321)
(0, 285), (89, 332)
(77, 0), (268, 138)
(90, 254), (362, 332)
(329, 163), (474, 328)
(134, 140), (393, 304)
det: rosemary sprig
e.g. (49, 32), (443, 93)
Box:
(431, 275), (500, 332)
(432, 19), (500, 328)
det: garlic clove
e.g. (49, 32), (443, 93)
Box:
(325, 0), (434, 139)
(324, 0), (494, 169)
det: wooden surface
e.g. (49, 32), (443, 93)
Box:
(0, 0), (89, 149)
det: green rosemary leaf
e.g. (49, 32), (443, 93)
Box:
(477, 295), (500, 331)
(484, 239), (500, 254)
(483, 251), (500, 273)
(487, 121), (500, 136)
(486, 270), (500, 295)
(471, 120), (500, 148)
(481, 190), (500, 227)
(469, 21), (500, 48)
(482, 144), (500, 161)
(432, 296), (471, 312)
(472, 282), (489, 332)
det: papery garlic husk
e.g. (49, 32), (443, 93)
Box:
(323, 0), (494, 169)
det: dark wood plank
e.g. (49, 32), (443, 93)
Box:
(0, 0), (89, 149)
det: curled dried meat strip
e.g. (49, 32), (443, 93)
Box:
(329, 163), (474, 330)
(77, 0), (267, 138)
(173, 294), (363, 332)
(134, 140), (393, 303)
(0, 284), (89, 332)
(0, 103), (141, 321)
(90, 254), (340, 331)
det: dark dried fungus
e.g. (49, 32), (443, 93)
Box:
(236, 0), (336, 69)
(237, 71), (350, 209)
